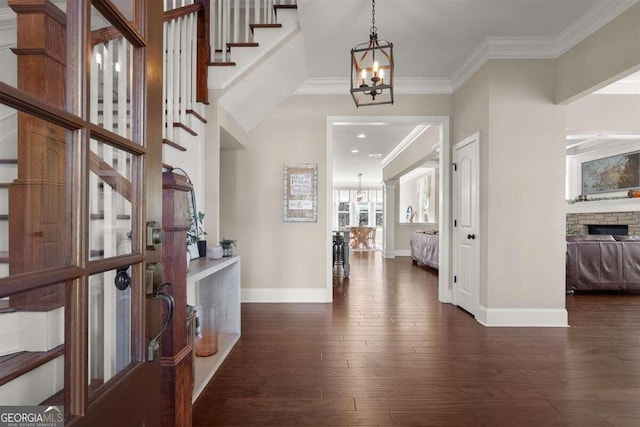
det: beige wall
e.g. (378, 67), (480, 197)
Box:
(219, 94), (452, 294)
(453, 59), (566, 315)
(486, 60), (566, 310)
(556, 2), (640, 104)
(567, 94), (640, 134)
(453, 64), (490, 307)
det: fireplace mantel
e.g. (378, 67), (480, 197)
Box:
(566, 198), (640, 214)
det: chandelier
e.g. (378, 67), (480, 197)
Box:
(356, 173), (367, 202)
(350, 0), (394, 107)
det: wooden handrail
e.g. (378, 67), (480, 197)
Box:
(164, 3), (203, 22)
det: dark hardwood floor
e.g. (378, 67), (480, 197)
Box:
(193, 251), (640, 426)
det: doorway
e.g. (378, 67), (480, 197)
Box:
(326, 116), (452, 304)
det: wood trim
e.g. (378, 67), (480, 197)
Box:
(0, 266), (84, 299)
(91, 0), (146, 48)
(226, 42), (259, 51)
(91, 26), (121, 47)
(162, 138), (187, 152)
(11, 48), (66, 67)
(0, 159), (18, 164)
(186, 109), (207, 123)
(173, 122), (197, 136)
(86, 254), (145, 276)
(249, 23), (282, 33)
(88, 151), (133, 202)
(8, 0), (66, 24)
(163, 3), (203, 22)
(0, 82), (83, 130)
(0, 345), (65, 386)
(89, 124), (146, 156)
(208, 61), (236, 66)
(196, 0), (210, 104)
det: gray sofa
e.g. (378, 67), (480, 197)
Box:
(566, 234), (640, 292)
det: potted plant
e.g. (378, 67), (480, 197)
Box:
(187, 211), (208, 257)
(219, 238), (236, 257)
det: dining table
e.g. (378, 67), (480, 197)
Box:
(350, 226), (374, 249)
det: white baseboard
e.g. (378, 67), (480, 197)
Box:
(241, 287), (332, 303)
(476, 306), (569, 327)
(394, 249), (411, 257)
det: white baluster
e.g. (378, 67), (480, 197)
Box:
(104, 41), (114, 134)
(262, 0), (266, 23)
(233, 0), (239, 43)
(217, 0), (223, 57)
(243, 0), (249, 43)
(172, 18), (180, 139)
(117, 39), (128, 139)
(166, 20), (175, 141)
(179, 16), (188, 126)
(254, 0), (260, 27)
(223, 0), (230, 61)
(191, 13), (197, 109)
(267, 0), (273, 23)
(162, 21), (168, 139)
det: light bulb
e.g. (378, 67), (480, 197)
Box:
(379, 69), (384, 84)
(373, 61), (379, 73)
(360, 68), (366, 84)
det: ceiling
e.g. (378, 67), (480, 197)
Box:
(332, 123), (421, 185)
(317, 0), (638, 185)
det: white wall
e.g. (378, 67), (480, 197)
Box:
(218, 94), (452, 301)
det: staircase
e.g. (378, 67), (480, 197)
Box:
(0, 0), (302, 406)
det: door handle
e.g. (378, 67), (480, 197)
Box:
(147, 283), (174, 362)
(467, 234), (476, 240)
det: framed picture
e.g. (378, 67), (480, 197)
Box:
(581, 151), (640, 194)
(283, 163), (318, 222)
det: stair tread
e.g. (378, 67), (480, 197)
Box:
(273, 4), (297, 9)
(186, 109), (207, 124)
(0, 214), (7, 220)
(209, 61), (236, 66)
(0, 159), (18, 164)
(226, 42), (259, 51)
(173, 122), (198, 136)
(0, 251), (8, 263)
(163, 138), (187, 152)
(249, 23), (283, 32)
(0, 345), (64, 386)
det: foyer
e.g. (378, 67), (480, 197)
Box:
(192, 252), (640, 426)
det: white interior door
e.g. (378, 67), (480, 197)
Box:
(453, 133), (480, 315)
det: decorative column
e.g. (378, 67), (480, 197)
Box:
(161, 172), (194, 427)
(383, 180), (397, 258)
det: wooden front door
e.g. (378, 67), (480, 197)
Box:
(0, 0), (164, 425)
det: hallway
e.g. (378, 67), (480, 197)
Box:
(193, 252), (640, 426)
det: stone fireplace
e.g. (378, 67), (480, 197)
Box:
(566, 211), (640, 236)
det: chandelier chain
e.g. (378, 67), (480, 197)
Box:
(370, 0), (377, 34)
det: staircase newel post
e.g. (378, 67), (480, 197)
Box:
(196, 0), (210, 103)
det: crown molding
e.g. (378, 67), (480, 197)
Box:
(295, 77), (452, 95)
(451, 0), (638, 91)
(451, 37), (557, 91)
(556, 0), (638, 55)
(381, 125), (430, 167)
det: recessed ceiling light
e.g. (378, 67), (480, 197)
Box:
(351, 149), (359, 153)
(357, 133), (367, 138)
(368, 153), (382, 158)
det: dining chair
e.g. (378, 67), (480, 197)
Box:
(368, 227), (376, 249)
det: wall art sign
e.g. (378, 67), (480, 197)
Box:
(283, 163), (318, 222)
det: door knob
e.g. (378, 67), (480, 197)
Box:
(467, 234), (476, 240)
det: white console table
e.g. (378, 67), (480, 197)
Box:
(186, 256), (241, 401)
